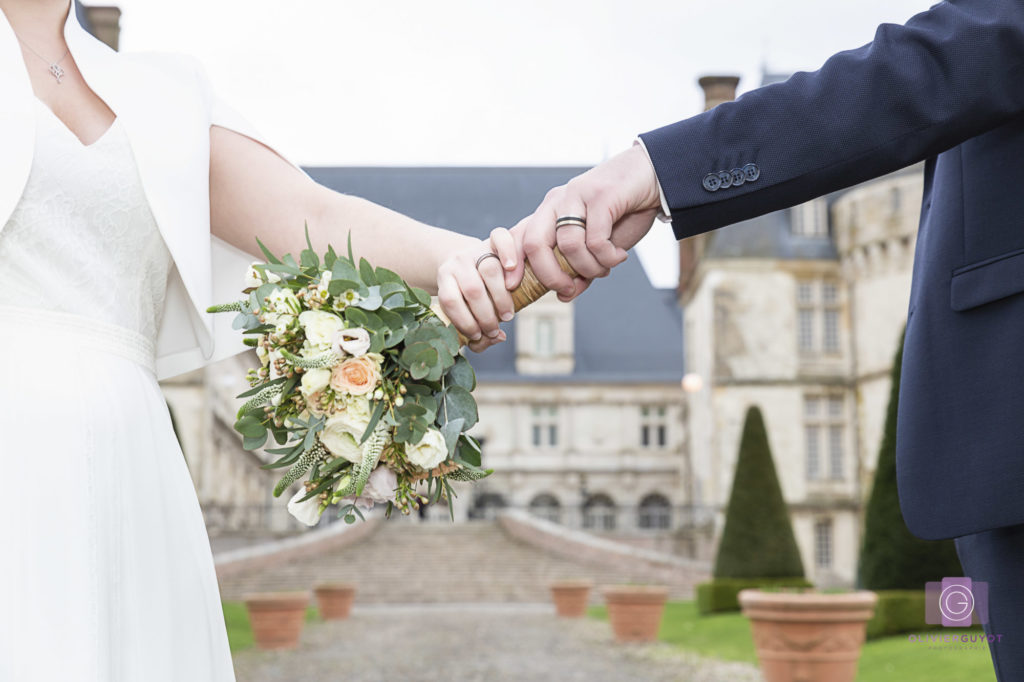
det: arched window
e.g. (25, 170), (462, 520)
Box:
(638, 493), (672, 530)
(582, 494), (616, 531)
(529, 493), (562, 523)
(469, 493), (507, 521)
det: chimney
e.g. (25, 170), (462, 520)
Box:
(83, 5), (122, 51)
(697, 75), (740, 111)
(678, 75), (740, 301)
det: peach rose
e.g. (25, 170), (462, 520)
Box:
(330, 355), (381, 396)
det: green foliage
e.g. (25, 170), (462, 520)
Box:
(859, 328), (963, 589)
(865, 590), (947, 640)
(696, 577), (812, 615)
(712, 406), (805, 580)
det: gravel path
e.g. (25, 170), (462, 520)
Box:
(232, 604), (762, 682)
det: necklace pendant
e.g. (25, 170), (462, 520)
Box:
(49, 63), (65, 84)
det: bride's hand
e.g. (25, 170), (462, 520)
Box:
(436, 229), (519, 353)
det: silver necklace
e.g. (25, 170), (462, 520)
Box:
(15, 35), (70, 84)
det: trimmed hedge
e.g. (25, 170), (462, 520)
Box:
(713, 406), (805, 580)
(697, 577), (812, 615)
(865, 590), (943, 640)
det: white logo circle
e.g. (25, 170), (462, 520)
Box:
(939, 584), (975, 622)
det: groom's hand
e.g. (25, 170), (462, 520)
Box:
(503, 144), (663, 301)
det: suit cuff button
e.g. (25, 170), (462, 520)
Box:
(730, 168), (746, 186)
(703, 173), (722, 192)
(717, 170), (733, 189)
(743, 163), (760, 182)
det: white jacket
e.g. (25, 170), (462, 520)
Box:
(0, 2), (305, 379)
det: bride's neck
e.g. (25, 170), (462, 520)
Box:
(0, 0), (72, 44)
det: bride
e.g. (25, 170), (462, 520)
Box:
(0, 1), (520, 679)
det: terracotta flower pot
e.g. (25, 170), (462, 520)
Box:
(739, 589), (878, 682)
(603, 585), (669, 642)
(313, 582), (356, 620)
(243, 591), (310, 650)
(550, 581), (593, 618)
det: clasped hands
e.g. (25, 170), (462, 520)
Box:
(437, 144), (664, 352)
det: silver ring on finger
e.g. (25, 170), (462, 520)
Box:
(555, 215), (587, 230)
(474, 252), (500, 270)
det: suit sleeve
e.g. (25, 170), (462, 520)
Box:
(639, 0), (1024, 240)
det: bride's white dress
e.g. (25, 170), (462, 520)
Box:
(0, 99), (236, 680)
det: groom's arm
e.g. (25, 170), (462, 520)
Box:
(642, 0), (1024, 240)
(512, 0), (1024, 293)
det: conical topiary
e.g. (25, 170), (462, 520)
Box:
(859, 326), (962, 589)
(713, 405), (805, 579)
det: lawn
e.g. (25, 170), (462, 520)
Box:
(588, 602), (996, 682)
(222, 600), (321, 653)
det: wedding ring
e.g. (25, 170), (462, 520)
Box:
(474, 252), (500, 270)
(555, 215), (587, 230)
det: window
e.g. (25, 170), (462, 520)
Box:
(805, 394), (845, 481)
(796, 280), (842, 355)
(535, 318), (555, 358)
(791, 199), (828, 237)
(529, 493), (561, 523)
(583, 494), (616, 531)
(640, 405), (668, 448)
(468, 493), (507, 521)
(530, 405), (559, 448)
(814, 518), (833, 569)
(638, 494), (672, 530)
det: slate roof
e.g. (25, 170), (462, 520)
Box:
(304, 167), (684, 384)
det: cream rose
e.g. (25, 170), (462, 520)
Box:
(320, 397), (373, 462)
(320, 421), (362, 463)
(406, 428), (448, 470)
(298, 310), (344, 349)
(333, 327), (371, 357)
(330, 355), (381, 395)
(299, 367), (331, 398)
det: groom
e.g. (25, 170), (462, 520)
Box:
(500, 0), (1024, 678)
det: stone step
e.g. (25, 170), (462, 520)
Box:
(217, 519), (702, 604)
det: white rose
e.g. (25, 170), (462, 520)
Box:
(299, 310), (344, 349)
(320, 425), (362, 463)
(300, 367), (331, 397)
(333, 327), (371, 357)
(286, 487), (323, 526)
(363, 466), (398, 504)
(339, 394), (372, 425)
(406, 428), (448, 470)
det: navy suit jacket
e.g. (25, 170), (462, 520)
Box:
(639, 0), (1024, 541)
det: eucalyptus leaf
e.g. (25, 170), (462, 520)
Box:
(243, 432), (269, 450)
(443, 385), (478, 429)
(449, 356), (476, 391)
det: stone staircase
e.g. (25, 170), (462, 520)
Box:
(216, 519), (704, 603)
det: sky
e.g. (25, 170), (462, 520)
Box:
(98, 0), (934, 288)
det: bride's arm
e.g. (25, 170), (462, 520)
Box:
(208, 125), (510, 349)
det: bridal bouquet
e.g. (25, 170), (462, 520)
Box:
(208, 231), (491, 526)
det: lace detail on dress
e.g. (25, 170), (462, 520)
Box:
(0, 98), (173, 342)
